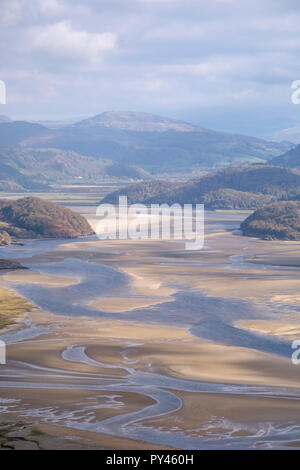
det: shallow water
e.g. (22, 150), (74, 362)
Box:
(2, 252), (293, 359)
(1, 341), (300, 449)
(1, 211), (300, 449)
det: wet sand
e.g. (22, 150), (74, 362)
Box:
(92, 296), (171, 313)
(1, 270), (78, 287)
(1, 209), (300, 448)
(236, 319), (300, 341)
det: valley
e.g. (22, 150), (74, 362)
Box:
(1, 112), (300, 450)
(0, 112), (293, 191)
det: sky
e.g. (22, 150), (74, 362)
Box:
(1, 0), (300, 137)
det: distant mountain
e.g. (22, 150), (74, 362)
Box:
(66, 112), (292, 172)
(0, 112), (292, 176)
(0, 159), (48, 191)
(0, 147), (151, 186)
(147, 165), (300, 204)
(0, 121), (54, 147)
(102, 180), (180, 204)
(29, 117), (88, 129)
(271, 144), (300, 168)
(74, 111), (199, 132)
(266, 126), (300, 144)
(0, 197), (94, 245)
(241, 201), (300, 240)
(102, 165), (300, 209)
(103, 162), (151, 179)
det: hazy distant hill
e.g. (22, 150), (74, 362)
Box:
(0, 197), (94, 245)
(271, 144), (300, 168)
(66, 112), (292, 172)
(74, 111), (200, 132)
(0, 159), (48, 191)
(267, 125), (300, 144)
(0, 147), (151, 185)
(147, 166), (300, 204)
(241, 201), (300, 240)
(0, 112), (292, 176)
(0, 121), (54, 147)
(102, 165), (300, 209)
(103, 162), (150, 179)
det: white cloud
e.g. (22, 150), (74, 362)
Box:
(37, 0), (63, 15)
(161, 60), (239, 78)
(0, 0), (24, 24)
(2, 0), (300, 133)
(29, 21), (117, 64)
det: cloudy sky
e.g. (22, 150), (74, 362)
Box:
(1, 0), (300, 136)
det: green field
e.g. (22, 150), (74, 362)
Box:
(0, 182), (126, 207)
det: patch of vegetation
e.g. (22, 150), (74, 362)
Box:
(0, 197), (94, 243)
(102, 180), (180, 204)
(0, 159), (48, 191)
(203, 188), (275, 210)
(271, 144), (300, 168)
(0, 287), (33, 329)
(0, 230), (11, 246)
(240, 201), (300, 240)
(103, 166), (300, 209)
(0, 147), (152, 186)
(30, 427), (47, 437)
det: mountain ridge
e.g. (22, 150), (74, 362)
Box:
(72, 111), (201, 133)
(0, 112), (292, 177)
(102, 165), (300, 209)
(271, 144), (300, 168)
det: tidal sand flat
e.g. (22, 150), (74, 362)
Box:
(1, 209), (300, 449)
(91, 297), (171, 313)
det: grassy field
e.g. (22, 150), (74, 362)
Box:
(0, 287), (33, 329)
(0, 182), (127, 207)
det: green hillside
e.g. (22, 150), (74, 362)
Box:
(240, 202), (300, 240)
(102, 165), (300, 209)
(0, 197), (94, 245)
(271, 144), (300, 168)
